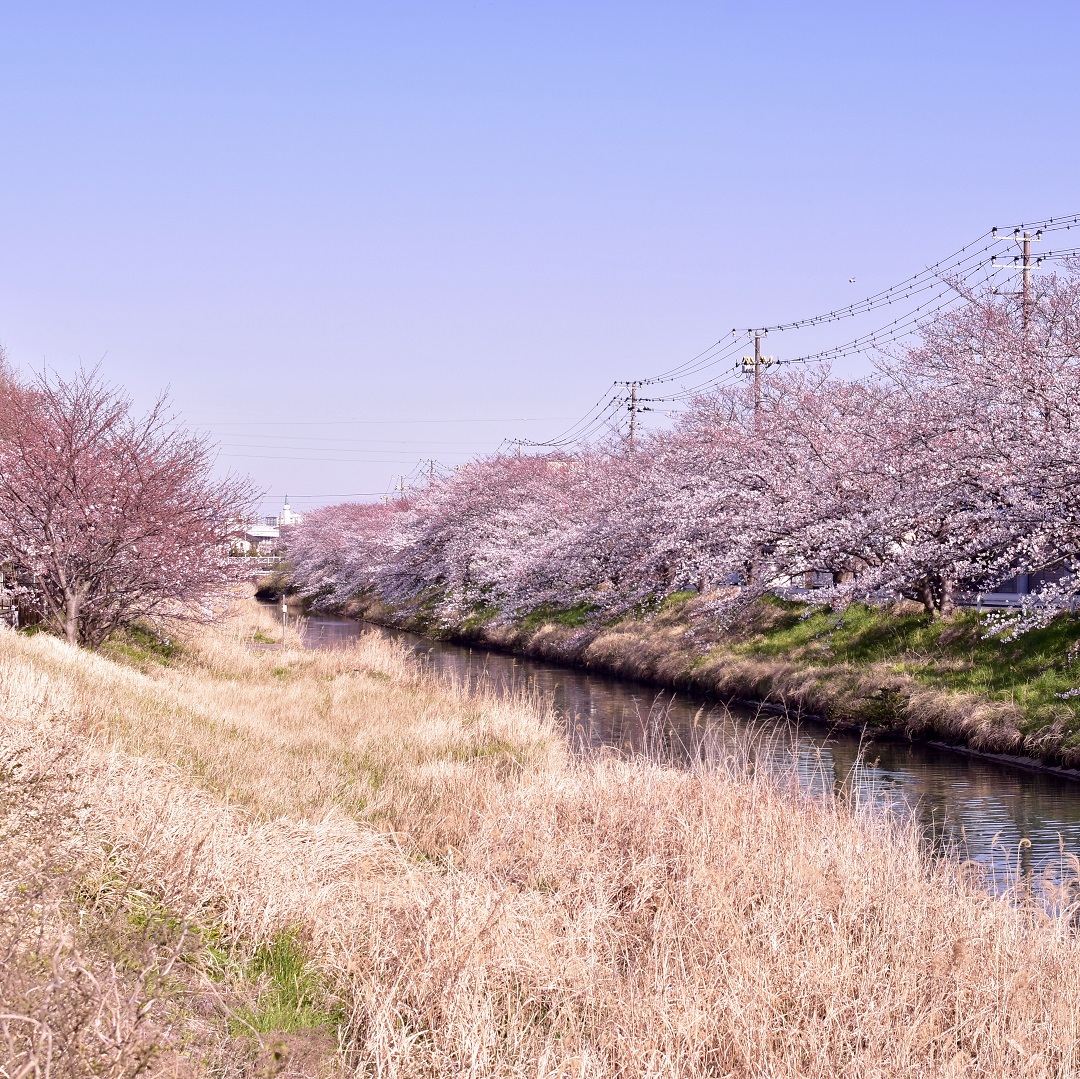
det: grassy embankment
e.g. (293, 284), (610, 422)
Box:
(9, 596), (1080, 1075)
(344, 590), (1080, 770)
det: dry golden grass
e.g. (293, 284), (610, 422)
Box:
(0, 742), (169, 1078)
(4, 598), (1080, 1076)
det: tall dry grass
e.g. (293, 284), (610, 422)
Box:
(4, 598), (1080, 1076)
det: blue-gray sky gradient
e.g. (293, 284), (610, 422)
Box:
(1, 2), (1077, 511)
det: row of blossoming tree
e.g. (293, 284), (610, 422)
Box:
(0, 361), (254, 647)
(288, 271), (1080, 631)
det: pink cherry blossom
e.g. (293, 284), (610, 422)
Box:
(287, 268), (1080, 637)
(0, 365), (255, 646)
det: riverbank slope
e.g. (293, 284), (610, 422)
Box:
(337, 589), (1080, 771)
(7, 597), (1080, 1074)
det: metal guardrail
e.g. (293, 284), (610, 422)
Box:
(964, 592), (1028, 611)
(773, 586), (1069, 612)
(961, 592), (1080, 613)
(231, 555), (284, 571)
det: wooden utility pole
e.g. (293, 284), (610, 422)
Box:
(992, 226), (1042, 336)
(741, 332), (774, 428)
(622, 381), (651, 453)
(753, 332), (762, 421)
(1022, 230), (1032, 336)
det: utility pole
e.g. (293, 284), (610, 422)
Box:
(384, 475), (409, 504)
(741, 332), (775, 428)
(1022, 230), (1032, 335)
(622, 381), (651, 452)
(753, 332), (762, 420)
(992, 226), (1042, 337)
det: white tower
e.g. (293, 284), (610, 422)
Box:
(278, 495), (303, 527)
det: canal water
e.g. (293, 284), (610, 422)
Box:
(303, 615), (1080, 899)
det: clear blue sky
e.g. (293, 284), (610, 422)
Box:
(1, 2), (1078, 512)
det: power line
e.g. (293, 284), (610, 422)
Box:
(640, 336), (750, 386)
(748, 233), (1000, 335)
(511, 383), (623, 449)
(262, 492), (391, 498)
(193, 415), (575, 426)
(777, 262), (1015, 367)
(517, 214), (1080, 451)
(218, 444), (478, 457)
(210, 433), (527, 446)
(216, 452), (470, 464)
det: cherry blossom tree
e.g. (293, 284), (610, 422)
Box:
(0, 367), (255, 647)
(287, 267), (1080, 636)
(381, 453), (600, 621)
(287, 499), (401, 607)
(875, 268), (1080, 619)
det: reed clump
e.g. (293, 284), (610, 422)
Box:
(365, 590), (1080, 766)
(4, 598), (1080, 1076)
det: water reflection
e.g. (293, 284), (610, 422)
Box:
(303, 616), (1080, 901)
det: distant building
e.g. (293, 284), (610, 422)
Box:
(235, 496), (303, 555)
(244, 522), (280, 552)
(262, 496), (304, 529)
(278, 497), (303, 527)
(254, 496), (302, 531)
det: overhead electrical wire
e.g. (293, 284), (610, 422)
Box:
(774, 262), (1014, 368)
(511, 381), (623, 448)
(216, 452), (470, 464)
(194, 416), (575, 427)
(640, 336), (749, 386)
(217, 442), (478, 457)
(209, 433), (530, 447)
(263, 492), (392, 499)
(998, 214), (1080, 237)
(748, 233), (999, 335)
(526, 394), (627, 449)
(646, 369), (745, 405)
(640, 336), (749, 385)
(653, 245), (1018, 390)
(518, 214), (1080, 452)
(233, 215), (1080, 478)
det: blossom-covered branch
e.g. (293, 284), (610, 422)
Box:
(0, 365), (256, 646)
(288, 270), (1080, 632)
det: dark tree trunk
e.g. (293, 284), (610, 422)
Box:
(919, 580), (935, 616)
(938, 578), (955, 617)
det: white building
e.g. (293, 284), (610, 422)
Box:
(244, 522), (280, 548)
(259, 496), (304, 530)
(234, 497), (303, 554)
(277, 496), (303, 527)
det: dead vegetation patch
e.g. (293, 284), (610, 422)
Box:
(6, 602), (1080, 1073)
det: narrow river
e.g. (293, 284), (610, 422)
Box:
(303, 614), (1080, 897)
